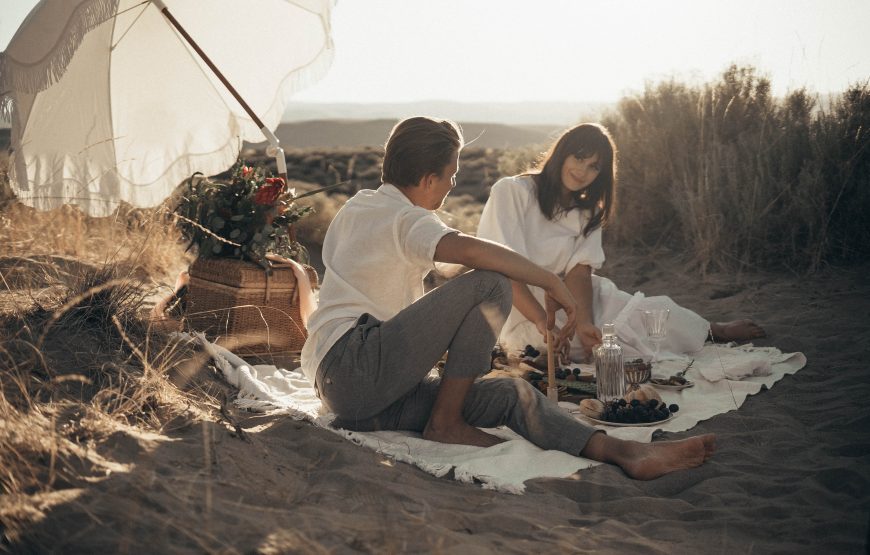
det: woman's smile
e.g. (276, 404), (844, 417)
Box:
(560, 153), (601, 195)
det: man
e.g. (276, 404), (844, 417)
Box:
(300, 117), (714, 479)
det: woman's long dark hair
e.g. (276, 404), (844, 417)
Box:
(524, 123), (617, 237)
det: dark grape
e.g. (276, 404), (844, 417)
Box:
(669, 404), (680, 413)
(630, 399), (640, 407)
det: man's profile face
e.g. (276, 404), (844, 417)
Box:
(428, 151), (459, 210)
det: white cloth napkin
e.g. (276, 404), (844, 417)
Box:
(197, 334), (327, 420)
(693, 343), (785, 382)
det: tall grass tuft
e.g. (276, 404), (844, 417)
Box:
(0, 159), (222, 544)
(601, 64), (870, 273)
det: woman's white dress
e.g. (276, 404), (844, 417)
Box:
(476, 175), (709, 361)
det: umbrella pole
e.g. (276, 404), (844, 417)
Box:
(151, 0), (288, 180)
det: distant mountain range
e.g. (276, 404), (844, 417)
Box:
(250, 119), (563, 150)
(255, 100), (612, 149)
(281, 100), (610, 127)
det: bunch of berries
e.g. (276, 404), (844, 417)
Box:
(601, 399), (680, 424)
(522, 344), (541, 359)
(554, 367), (583, 380)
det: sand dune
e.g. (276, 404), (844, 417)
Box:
(5, 247), (868, 553)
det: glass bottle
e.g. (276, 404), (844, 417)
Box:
(595, 323), (625, 403)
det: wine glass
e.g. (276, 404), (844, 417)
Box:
(623, 359), (650, 392)
(642, 308), (670, 365)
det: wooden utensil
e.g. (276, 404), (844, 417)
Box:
(547, 329), (558, 402)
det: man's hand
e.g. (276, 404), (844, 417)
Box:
(543, 278), (577, 338)
(533, 320), (572, 361)
(576, 322), (603, 358)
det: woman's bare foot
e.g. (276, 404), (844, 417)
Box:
(582, 432), (716, 480)
(174, 270), (190, 292)
(710, 319), (766, 342)
(423, 420), (504, 448)
(150, 271), (190, 321)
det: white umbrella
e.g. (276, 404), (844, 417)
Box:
(0, 0), (333, 216)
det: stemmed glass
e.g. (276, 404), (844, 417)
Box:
(642, 308), (670, 365)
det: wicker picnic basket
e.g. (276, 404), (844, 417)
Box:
(186, 257), (318, 357)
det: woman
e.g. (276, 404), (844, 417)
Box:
(477, 123), (764, 362)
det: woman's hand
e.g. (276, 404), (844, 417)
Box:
(575, 322), (603, 358)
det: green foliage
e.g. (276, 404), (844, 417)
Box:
(602, 64), (870, 273)
(497, 144), (545, 178)
(173, 161), (312, 266)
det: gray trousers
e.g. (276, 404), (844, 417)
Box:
(316, 270), (597, 456)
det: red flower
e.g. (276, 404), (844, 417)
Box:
(240, 165), (255, 179)
(254, 177), (286, 205)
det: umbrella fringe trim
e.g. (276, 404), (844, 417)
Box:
(0, 0), (121, 96)
(0, 94), (11, 122)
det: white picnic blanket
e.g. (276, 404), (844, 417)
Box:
(191, 334), (806, 494)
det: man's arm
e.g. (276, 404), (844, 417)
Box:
(511, 281), (546, 333)
(434, 232), (576, 336)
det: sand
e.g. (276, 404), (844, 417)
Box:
(4, 247), (870, 553)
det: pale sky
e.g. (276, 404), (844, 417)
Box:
(2, 0), (869, 103)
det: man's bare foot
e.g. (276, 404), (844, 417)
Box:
(424, 375), (504, 447)
(710, 319), (766, 342)
(423, 420), (504, 448)
(582, 432), (716, 480)
(617, 434), (716, 480)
